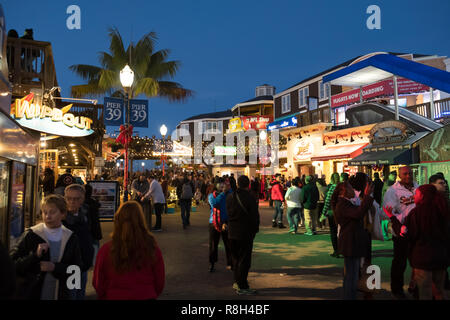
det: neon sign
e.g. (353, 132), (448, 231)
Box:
(10, 93), (94, 137)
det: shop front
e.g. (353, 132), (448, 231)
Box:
(311, 124), (374, 181)
(0, 107), (39, 248)
(349, 121), (427, 180)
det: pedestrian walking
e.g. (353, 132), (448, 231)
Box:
(42, 168), (55, 197)
(131, 174), (151, 228)
(285, 177), (302, 234)
(271, 175), (286, 228)
(178, 176), (194, 229)
(373, 172), (384, 205)
(10, 194), (83, 300)
(316, 178), (328, 229)
(226, 175), (260, 295)
(208, 180), (233, 272)
(300, 175), (319, 235)
(143, 175), (166, 232)
(384, 184), (450, 300)
(332, 180), (374, 300)
(93, 201), (165, 300)
(320, 172), (340, 257)
(63, 184), (94, 300)
(383, 166), (418, 300)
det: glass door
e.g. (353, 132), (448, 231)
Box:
(0, 158), (10, 245)
(9, 162), (26, 249)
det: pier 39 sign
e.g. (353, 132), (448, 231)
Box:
(10, 93), (94, 137)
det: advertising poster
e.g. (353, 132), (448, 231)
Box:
(88, 181), (119, 219)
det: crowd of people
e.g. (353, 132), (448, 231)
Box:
(0, 165), (449, 300)
(269, 168), (449, 300)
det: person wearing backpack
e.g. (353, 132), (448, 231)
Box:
(208, 180), (233, 272)
(178, 176), (194, 229)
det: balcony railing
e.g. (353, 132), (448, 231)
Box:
(6, 37), (58, 96)
(406, 97), (450, 121)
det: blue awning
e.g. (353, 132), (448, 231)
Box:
(323, 54), (450, 93)
(267, 115), (298, 131)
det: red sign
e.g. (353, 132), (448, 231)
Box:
(241, 116), (273, 131)
(331, 78), (429, 108)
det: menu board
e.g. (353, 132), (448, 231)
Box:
(87, 181), (119, 219)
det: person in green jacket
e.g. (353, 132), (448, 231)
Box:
(300, 175), (319, 235)
(320, 172), (341, 257)
(380, 171), (397, 241)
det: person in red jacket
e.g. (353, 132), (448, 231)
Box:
(271, 175), (286, 228)
(93, 201), (165, 300)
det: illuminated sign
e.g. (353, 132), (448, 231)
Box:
(294, 140), (314, 161)
(228, 117), (243, 133)
(214, 146), (237, 156)
(11, 93), (94, 137)
(267, 116), (297, 131)
(369, 120), (408, 144)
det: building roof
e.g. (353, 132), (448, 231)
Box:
(181, 109), (232, 122)
(323, 53), (450, 93)
(277, 52), (435, 96)
(241, 95), (274, 103)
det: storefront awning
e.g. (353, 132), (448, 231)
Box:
(323, 53), (450, 93)
(311, 143), (367, 161)
(348, 148), (415, 166)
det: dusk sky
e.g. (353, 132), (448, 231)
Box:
(4, 0), (450, 139)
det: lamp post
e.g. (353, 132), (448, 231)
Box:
(160, 124), (168, 176)
(141, 161), (145, 172)
(120, 64), (134, 202)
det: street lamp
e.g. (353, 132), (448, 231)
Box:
(120, 64), (135, 202)
(141, 161), (145, 172)
(160, 124), (168, 176)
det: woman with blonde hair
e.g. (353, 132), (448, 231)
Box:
(93, 201), (165, 300)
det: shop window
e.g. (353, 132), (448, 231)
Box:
(319, 80), (329, 101)
(298, 87), (309, 108)
(0, 159), (10, 245)
(9, 162), (26, 249)
(282, 94), (291, 113)
(312, 110), (319, 123)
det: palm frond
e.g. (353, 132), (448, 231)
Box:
(108, 27), (127, 61)
(157, 81), (194, 102)
(71, 84), (110, 98)
(134, 77), (159, 97)
(146, 60), (180, 79)
(69, 64), (102, 81)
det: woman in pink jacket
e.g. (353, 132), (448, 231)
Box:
(271, 175), (286, 228)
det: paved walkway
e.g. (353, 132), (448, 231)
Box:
(85, 201), (449, 300)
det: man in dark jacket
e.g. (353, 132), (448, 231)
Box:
(373, 172), (384, 205)
(226, 175), (260, 295)
(300, 175), (319, 235)
(63, 184), (94, 300)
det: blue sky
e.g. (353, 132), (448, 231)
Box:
(4, 0), (450, 140)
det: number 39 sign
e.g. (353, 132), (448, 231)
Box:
(103, 97), (148, 128)
(129, 99), (148, 128)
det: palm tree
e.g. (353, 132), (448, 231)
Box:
(70, 27), (193, 101)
